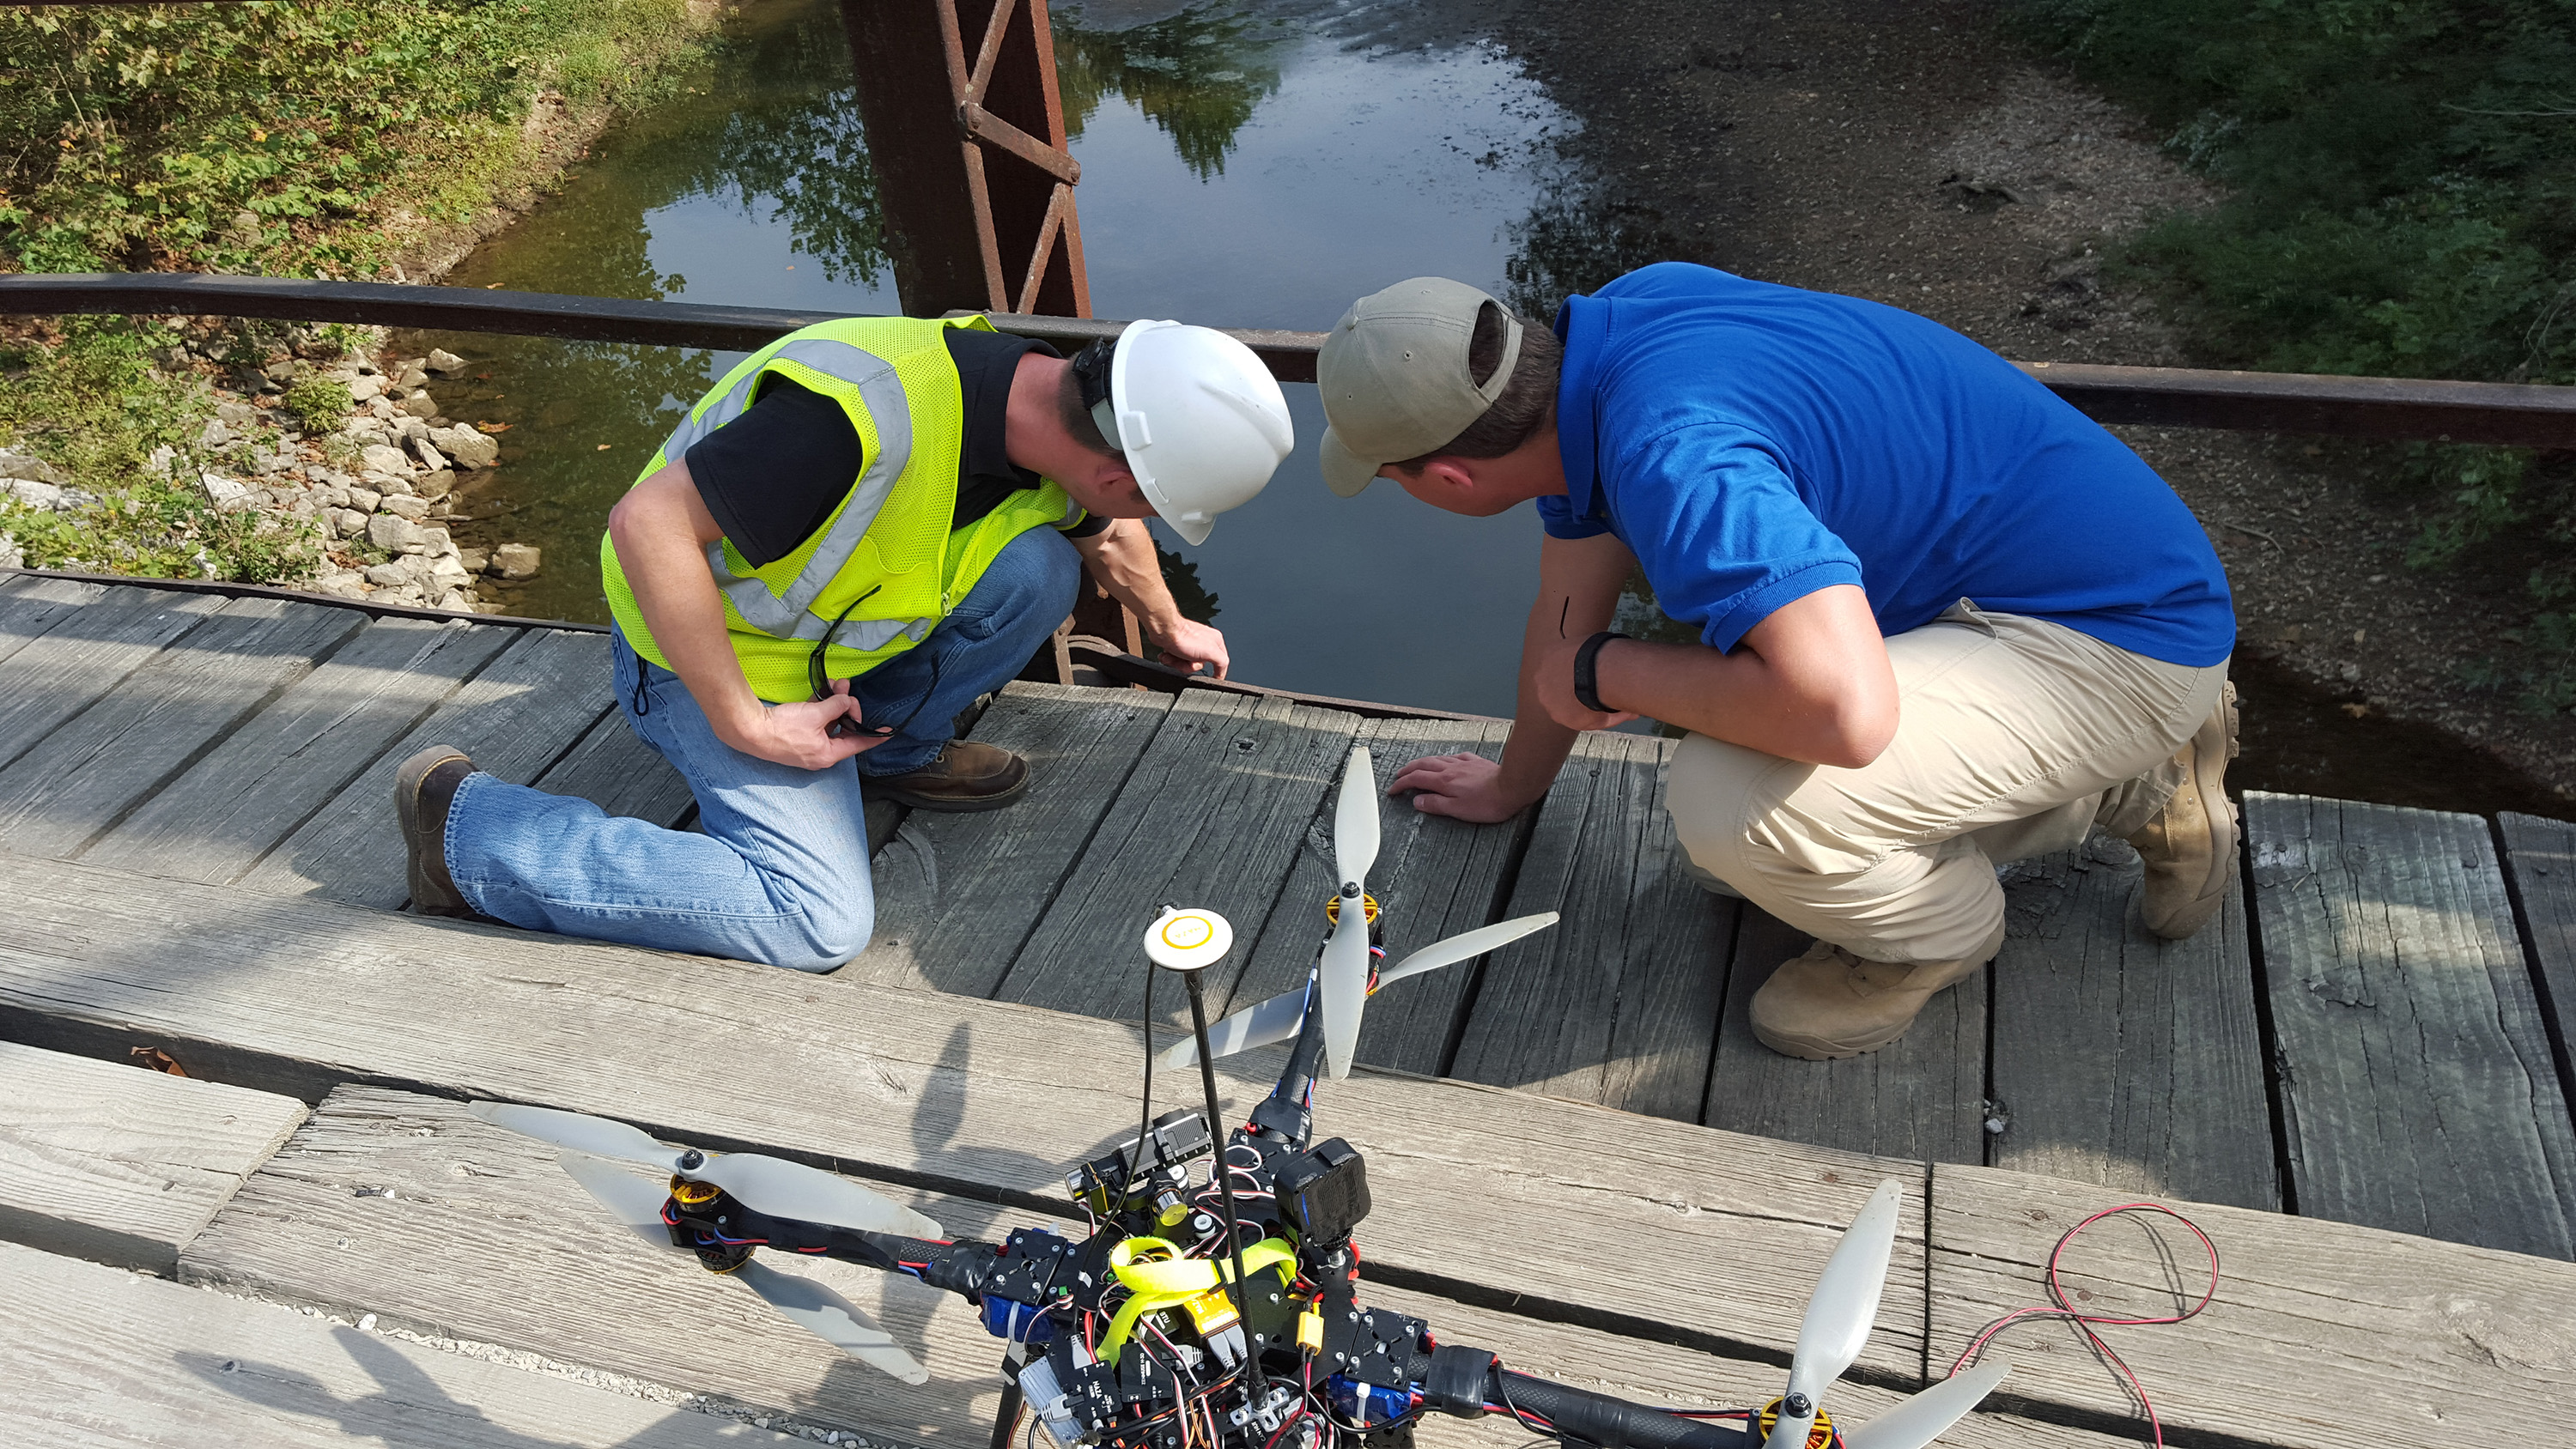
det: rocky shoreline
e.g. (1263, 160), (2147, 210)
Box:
(3, 331), (544, 613)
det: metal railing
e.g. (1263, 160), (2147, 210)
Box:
(9, 272), (2573, 447)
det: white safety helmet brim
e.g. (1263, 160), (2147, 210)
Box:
(1100, 319), (1294, 548)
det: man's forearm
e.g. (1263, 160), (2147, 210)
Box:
(609, 466), (767, 743)
(1076, 519), (1183, 636)
(1585, 585), (1898, 768)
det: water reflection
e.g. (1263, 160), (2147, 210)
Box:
(1056, 2), (1290, 180)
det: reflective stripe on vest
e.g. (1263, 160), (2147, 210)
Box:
(665, 336), (921, 644)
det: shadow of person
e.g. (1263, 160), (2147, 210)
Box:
(174, 1326), (696, 1447)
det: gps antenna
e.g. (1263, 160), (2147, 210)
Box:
(1142, 907), (1263, 1393)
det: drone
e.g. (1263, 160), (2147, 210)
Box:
(473, 747), (2009, 1449)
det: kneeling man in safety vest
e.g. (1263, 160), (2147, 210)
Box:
(1319, 267), (2236, 1060)
(391, 314), (1291, 972)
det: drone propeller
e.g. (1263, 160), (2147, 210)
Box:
(554, 1149), (679, 1245)
(1839, 1361), (2010, 1449)
(1318, 745), (1381, 1080)
(1764, 1179), (1905, 1449)
(1163, 912), (1563, 1070)
(475, 1103), (682, 1171)
(468, 1102), (943, 1238)
(1159, 984), (1311, 1069)
(544, 1149), (931, 1384)
(1374, 912), (1560, 988)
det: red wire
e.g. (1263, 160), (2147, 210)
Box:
(1945, 1202), (2219, 1449)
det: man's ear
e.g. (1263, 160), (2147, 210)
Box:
(1408, 456), (1484, 506)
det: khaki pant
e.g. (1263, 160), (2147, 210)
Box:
(1667, 600), (2228, 966)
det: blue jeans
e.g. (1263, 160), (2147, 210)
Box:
(443, 526), (1081, 971)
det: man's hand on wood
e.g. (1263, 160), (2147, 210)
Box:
(1146, 616), (1230, 678)
(1390, 751), (1530, 823)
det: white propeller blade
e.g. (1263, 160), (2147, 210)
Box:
(471, 1100), (940, 1239)
(554, 1150), (677, 1246)
(1162, 984), (1309, 1069)
(1374, 912), (1561, 989)
(1333, 745), (1380, 888)
(690, 1152), (944, 1239)
(735, 1258), (931, 1385)
(1318, 746), (1382, 1080)
(1840, 1361), (2009, 1449)
(1318, 903), (1372, 1080)
(1765, 1179), (1905, 1449)
(471, 1102), (683, 1173)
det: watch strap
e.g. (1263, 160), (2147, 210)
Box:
(1572, 631), (1628, 714)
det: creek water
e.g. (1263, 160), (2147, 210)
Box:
(404, 0), (2571, 819)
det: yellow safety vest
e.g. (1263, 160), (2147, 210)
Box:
(601, 314), (1082, 703)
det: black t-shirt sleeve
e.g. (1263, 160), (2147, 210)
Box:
(1061, 511), (1112, 538)
(683, 379), (860, 569)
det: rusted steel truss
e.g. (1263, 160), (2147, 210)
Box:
(840, 0), (1089, 319)
(11, 274), (2575, 450)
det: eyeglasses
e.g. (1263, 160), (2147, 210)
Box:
(812, 585), (897, 739)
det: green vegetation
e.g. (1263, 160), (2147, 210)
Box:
(0, 2), (716, 590)
(2012, 0), (2576, 707)
(1, 0), (712, 278)
(0, 320), (321, 584)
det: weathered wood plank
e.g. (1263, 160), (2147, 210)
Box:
(185, 1086), (1053, 1445)
(529, 707), (696, 828)
(2246, 791), (2576, 1255)
(1929, 1160), (2576, 1449)
(0, 849), (1928, 1381)
(2496, 811), (2576, 1112)
(1704, 905), (1988, 1166)
(1986, 840), (2277, 1207)
(845, 683), (1174, 995)
(82, 614), (516, 884)
(0, 1238), (794, 1448)
(0, 585), (225, 773)
(237, 627), (615, 906)
(995, 690), (1364, 1022)
(0, 1040), (306, 1273)
(0, 573), (115, 670)
(0, 597), (365, 860)
(1213, 714), (1528, 1076)
(1450, 732), (1735, 1120)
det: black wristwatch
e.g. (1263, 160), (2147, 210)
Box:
(1572, 631), (1629, 714)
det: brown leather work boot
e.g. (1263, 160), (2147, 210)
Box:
(860, 739), (1029, 812)
(395, 744), (483, 918)
(1748, 921), (2008, 1060)
(2125, 682), (2239, 941)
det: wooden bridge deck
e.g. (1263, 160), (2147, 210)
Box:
(4, 568), (2575, 1449)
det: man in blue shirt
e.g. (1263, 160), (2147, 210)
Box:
(1315, 267), (2237, 1060)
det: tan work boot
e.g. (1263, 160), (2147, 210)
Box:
(395, 744), (482, 919)
(2125, 682), (2239, 941)
(860, 739), (1029, 812)
(1748, 921), (2008, 1060)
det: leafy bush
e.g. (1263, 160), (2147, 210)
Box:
(281, 369), (350, 432)
(0, 319), (320, 585)
(0, 1), (708, 279)
(2013, 0), (2576, 708)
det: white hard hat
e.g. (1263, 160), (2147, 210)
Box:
(1087, 319), (1292, 547)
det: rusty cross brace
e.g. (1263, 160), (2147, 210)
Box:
(842, 0), (1091, 321)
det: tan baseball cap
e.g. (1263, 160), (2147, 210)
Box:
(1315, 276), (1523, 498)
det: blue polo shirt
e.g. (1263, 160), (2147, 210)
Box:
(1539, 264), (2234, 666)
